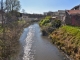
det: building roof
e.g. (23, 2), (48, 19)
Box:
(71, 4), (80, 10)
(58, 10), (65, 13)
(66, 10), (80, 15)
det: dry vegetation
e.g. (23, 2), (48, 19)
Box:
(0, 20), (29, 60)
(50, 25), (80, 60)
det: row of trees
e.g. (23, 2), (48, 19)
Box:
(5, 0), (20, 12)
(0, 0), (21, 40)
(0, 0), (20, 12)
(0, 0), (21, 39)
(0, 0), (21, 26)
(0, 0), (21, 60)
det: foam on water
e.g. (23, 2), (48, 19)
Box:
(23, 25), (35, 60)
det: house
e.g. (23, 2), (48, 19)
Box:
(65, 10), (80, 26)
(50, 10), (66, 24)
(44, 11), (54, 16)
(44, 10), (66, 20)
(19, 13), (45, 21)
(71, 4), (80, 10)
(53, 12), (59, 17)
(58, 10), (66, 20)
(51, 10), (66, 24)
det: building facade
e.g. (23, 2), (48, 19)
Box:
(65, 10), (80, 26)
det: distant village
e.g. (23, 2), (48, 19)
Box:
(43, 4), (80, 26)
(0, 4), (80, 26)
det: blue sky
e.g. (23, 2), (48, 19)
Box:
(20, 0), (80, 14)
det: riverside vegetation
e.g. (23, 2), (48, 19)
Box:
(39, 16), (61, 35)
(39, 16), (80, 60)
(50, 25), (80, 60)
(0, 20), (29, 60)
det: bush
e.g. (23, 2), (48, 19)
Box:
(52, 20), (61, 28)
(39, 16), (51, 26)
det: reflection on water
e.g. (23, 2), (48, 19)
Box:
(23, 25), (35, 60)
(19, 23), (69, 60)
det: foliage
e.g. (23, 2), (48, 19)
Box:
(39, 16), (51, 26)
(39, 16), (62, 36)
(52, 20), (61, 28)
(61, 25), (80, 46)
(0, 20), (29, 60)
(5, 0), (21, 12)
(50, 25), (80, 60)
(39, 16), (61, 28)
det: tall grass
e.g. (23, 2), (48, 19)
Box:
(50, 25), (80, 60)
(0, 20), (29, 60)
(61, 25), (80, 46)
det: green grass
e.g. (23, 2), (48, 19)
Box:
(50, 25), (80, 59)
(61, 25), (80, 46)
(61, 25), (80, 35)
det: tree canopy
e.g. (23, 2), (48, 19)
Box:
(5, 0), (20, 12)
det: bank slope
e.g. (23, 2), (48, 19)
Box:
(50, 25), (80, 60)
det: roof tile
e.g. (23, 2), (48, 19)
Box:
(67, 10), (80, 15)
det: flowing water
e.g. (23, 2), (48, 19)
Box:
(18, 23), (69, 60)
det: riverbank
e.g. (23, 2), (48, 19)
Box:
(0, 20), (30, 60)
(39, 16), (80, 60)
(49, 25), (80, 60)
(40, 25), (80, 60)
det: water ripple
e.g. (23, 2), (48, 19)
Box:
(23, 26), (35, 60)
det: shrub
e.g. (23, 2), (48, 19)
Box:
(39, 16), (51, 26)
(52, 20), (61, 28)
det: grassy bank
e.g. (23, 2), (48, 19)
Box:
(39, 16), (80, 60)
(50, 25), (80, 60)
(0, 20), (29, 60)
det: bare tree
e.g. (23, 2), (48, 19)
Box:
(5, 0), (20, 12)
(4, 0), (21, 23)
(0, 0), (21, 60)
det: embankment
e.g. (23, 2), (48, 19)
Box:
(39, 16), (80, 60)
(0, 20), (30, 60)
(49, 25), (80, 60)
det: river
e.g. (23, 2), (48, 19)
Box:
(17, 23), (69, 60)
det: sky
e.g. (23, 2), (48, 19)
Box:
(20, 0), (80, 14)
